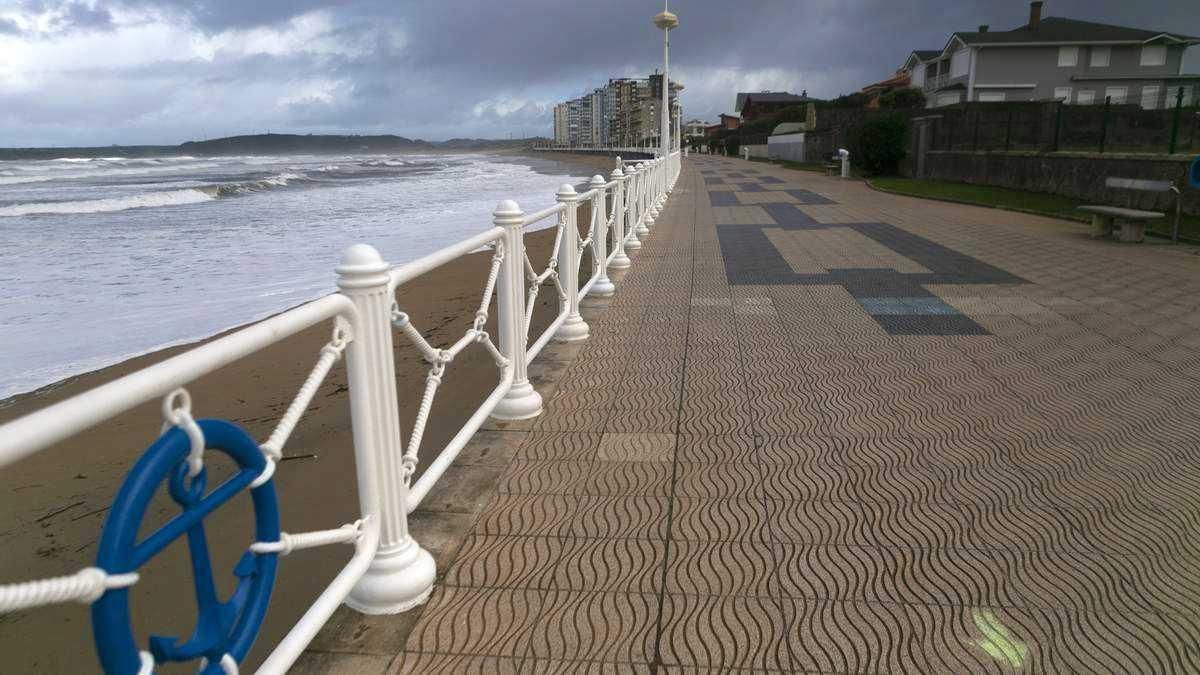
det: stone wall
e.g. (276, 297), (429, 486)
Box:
(914, 151), (1200, 216)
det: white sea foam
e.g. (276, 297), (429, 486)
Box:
(51, 156), (128, 162)
(0, 188), (215, 216)
(0, 175), (55, 185)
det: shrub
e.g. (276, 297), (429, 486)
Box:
(849, 113), (907, 176)
(880, 88), (926, 109)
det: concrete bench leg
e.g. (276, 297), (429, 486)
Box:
(1118, 219), (1146, 243)
(1090, 215), (1114, 238)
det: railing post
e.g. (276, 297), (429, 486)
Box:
(648, 160), (661, 222)
(491, 201), (544, 420)
(1099, 96), (1111, 154)
(608, 167), (631, 268)
(588, 174), (616, 296)
(554, 184), (589, 341)
(625, 163), (643, 250)
(1169, 86), (1184, 155)
(338, 244), (435, 615)
(634, 162), (651, 236)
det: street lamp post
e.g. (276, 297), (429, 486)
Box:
(654, 2), (678, 161)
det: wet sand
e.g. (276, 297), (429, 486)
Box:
(0, 151), (615, 672)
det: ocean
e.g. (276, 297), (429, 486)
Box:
(0, 152), (589, 400)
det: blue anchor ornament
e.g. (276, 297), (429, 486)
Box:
(91, 419), (280, 674)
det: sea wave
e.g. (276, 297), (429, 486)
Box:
(51, 156), (128, 163)
(0, 175), (55, 185)
(0, 171), (309, 216)
(0, 188), (216, 216)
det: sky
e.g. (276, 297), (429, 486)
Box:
(1, 0), (1198, 147)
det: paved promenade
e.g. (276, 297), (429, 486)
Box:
(306, 156), (1200, 673)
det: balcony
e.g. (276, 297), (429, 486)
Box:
(924, 73), (948, 92)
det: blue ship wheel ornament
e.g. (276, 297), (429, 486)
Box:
(92, 389), (280, 674)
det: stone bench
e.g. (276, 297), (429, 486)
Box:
(1078, 177), (1179, 243)
(1078, 205), (1164, 243)
(823, 162), (839, 176)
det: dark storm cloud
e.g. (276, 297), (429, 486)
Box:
(1, 0), (1198, 145)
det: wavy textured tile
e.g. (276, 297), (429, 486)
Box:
(523, 590), (657, 663)
(550, 537), (665, 593)
(658, 594), (791, 671)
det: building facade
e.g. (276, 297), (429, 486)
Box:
(551, 73), (681, 147)
(683, 119), (708, 139)
(901, 1), (1199, 108)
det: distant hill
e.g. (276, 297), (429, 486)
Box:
(0, 134), (552, 161)
(179, 133), (433, 155)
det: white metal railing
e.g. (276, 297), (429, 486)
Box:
(0, 151), (680, 674)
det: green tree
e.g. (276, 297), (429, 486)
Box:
(879, 88), (926, 109)
(849, 113), (908, 176)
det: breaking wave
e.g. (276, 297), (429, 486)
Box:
(0, 189), (215, 216)
(0, 171), (308, 216)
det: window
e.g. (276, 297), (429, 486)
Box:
(1054, 87), (1072, 103)
(1104, 86), (1128, 104)
(1090, 46), (1110, 67)
(1141, 44), (1167, 66)
(1167, 85), (1194, 107)
(1076, 90), (1096, 105)
(977, 92), (1006, 102)
(1141, 85), (1161, 110)
(1058, 46), (1079, 67)
(950, 49), (969, 78)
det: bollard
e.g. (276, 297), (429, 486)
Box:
(554, 184), (590, 341)
(588, 175), (616, 296)
(338, 244), (436, 614)
(491, 201), (544, 420)
(838, 148), (850, 179)
(608, 167), (632, 268)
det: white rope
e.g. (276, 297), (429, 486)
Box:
(198, 653), (238, 675)
(249, 458), (276, 488)
(249, 522), (361, 556)
(390, 241), (509, 485)
(260, 327), (349, 461)
(0, 567), (138, 613)
(162, 388), (205, 478)
(137, 651), (154, 675)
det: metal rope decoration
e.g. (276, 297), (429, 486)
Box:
(1190, 154), (1200, 189)
(92, 418), (279, 674)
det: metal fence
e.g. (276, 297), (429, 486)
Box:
(0, 153), (680, 674)
(932, 93), (1200, 155)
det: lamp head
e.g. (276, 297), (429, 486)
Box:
(653, 10), (678, 30)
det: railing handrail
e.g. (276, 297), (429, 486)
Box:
(0, 293), (357, 469)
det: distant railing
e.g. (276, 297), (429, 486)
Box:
(531, 142), (667, 155)
(0, 152), (681, 673)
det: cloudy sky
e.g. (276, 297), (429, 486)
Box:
(1, 0), (1198, 147)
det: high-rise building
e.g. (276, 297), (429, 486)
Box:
(552, 74), (681, 148)
(553, 103), (569, 145)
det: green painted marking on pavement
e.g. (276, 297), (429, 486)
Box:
(968, 609), (1028, 670)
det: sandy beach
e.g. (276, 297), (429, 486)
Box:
(0, 151), (619, 672)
